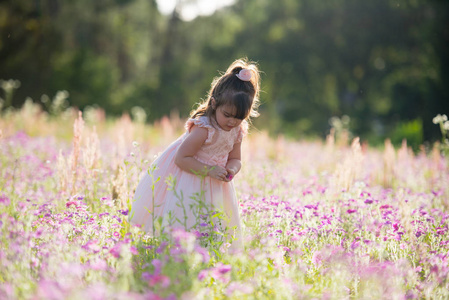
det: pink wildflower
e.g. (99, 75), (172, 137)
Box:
(225, 281), (254, 296)
(311, 251), (323, 266)
(0, 194), (10, 206)
(197, 270), (208, 281)
(147, 274), (171, 288)
(393, 223), (400, 232)
(130, 246), (138, 255)
(109, 243), (123, 258)
(350, 241), (360, 250)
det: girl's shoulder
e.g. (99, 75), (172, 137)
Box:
(185, 116), (215, 144)
(185, 116), (212, 131)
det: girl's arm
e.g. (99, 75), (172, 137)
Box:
(175, 126), (228, 180)
(225, 142), (242, 179)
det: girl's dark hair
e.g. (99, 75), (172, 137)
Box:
(190, 58), (261, 121)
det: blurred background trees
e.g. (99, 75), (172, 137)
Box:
(1, 0), (448, 147)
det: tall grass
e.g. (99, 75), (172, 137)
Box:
(1, 100), (448, 299)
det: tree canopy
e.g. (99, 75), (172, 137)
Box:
(1, 0), (448, 146)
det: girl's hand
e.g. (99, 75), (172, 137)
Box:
(225, 167), (238, 181)
(208, 166), (229, 181)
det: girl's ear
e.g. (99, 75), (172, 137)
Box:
(210, 97), (217, 110)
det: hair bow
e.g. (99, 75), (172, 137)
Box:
(236, 69), (252, 81)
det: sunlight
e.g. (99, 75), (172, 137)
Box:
(156, 0), (235, 21)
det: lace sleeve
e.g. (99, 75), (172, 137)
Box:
(185, 116), (215, 144)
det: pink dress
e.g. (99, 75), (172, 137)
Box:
(130, 116), (247, 248)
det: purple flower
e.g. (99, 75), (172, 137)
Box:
(156, 242), (168, 254)
(152, 259), (162, 275)
(109, 243), (123, 258)
(112, 215), (122, 223)
(350, 241), (360, 250)
(195, 246), (210, 263)
(311, 251), (322, 266)
(17, 201), (27, 212)
(364, 199), (373, 204)
(130, 246), (138, 255)
(147, 274), (170, 288)
(65, 201), (85, 210)
(393, 223), (399, 232)
(205, 263), (232, 284)
(432, 190), (443, 197)
(216, 263), (232, 275)
(198, 270), (208, 281)
(118, 209), (128, 216)
(436, 228), (447, 235)
(0, 194), (10, 206)
(142, 272), (152, 281)
(82, 239), (101, 253)
(347, 209), (357, 214)
(305, 204), (317, 210)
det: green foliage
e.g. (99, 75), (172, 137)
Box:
(390, 119), (424, 150)
(0, 0), (448, 143)
(51, 50), (120, 110)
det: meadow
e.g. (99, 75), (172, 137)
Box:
(1, 99), (448, 299)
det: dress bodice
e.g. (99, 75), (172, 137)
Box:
(184, 116), (247, 168)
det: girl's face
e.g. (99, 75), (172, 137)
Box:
(214, 105), (243, 131)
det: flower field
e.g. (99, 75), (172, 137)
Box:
(1, 102), (448, 299)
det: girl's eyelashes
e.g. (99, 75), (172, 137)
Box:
(224, 112), (245, 120)
(220, 109), (233, 118)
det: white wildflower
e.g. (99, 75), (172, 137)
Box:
(341, 115), (351, 125)
(433, 114), (442, 124)
(354, 181), (366, 188)
(433, 114), (448, 124)
(443, 121), (449, 131)
(132, 141), (139, 148)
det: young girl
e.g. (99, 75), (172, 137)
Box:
(130, 58), (260, 248)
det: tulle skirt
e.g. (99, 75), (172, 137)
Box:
(130, 135), (243, 248)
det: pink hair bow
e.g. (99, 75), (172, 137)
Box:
(236, 69), (252, 81)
